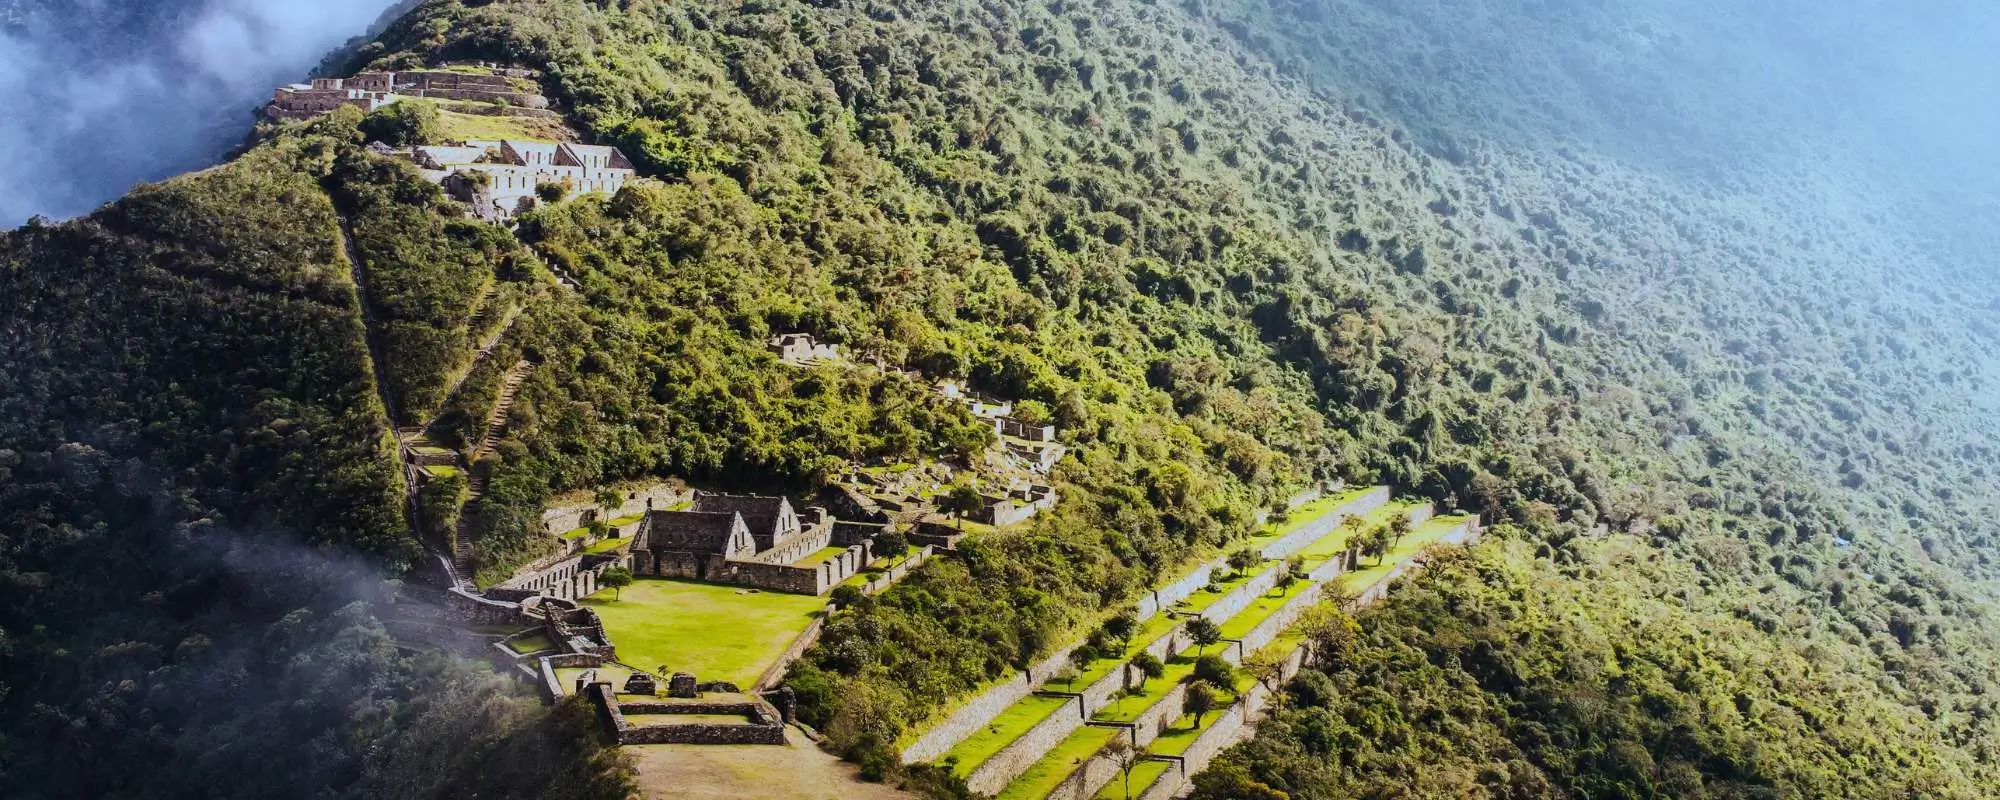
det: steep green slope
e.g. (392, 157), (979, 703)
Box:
(339, 1), (2000, 796)
(0, 114), (628, 798)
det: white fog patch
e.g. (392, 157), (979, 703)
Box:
(0, 0), (395, 226)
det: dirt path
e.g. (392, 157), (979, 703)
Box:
(625, 732), (913, 800)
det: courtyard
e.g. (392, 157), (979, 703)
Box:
(580, 578), (826, 688)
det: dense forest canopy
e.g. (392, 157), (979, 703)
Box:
(1, 0), (1995, 798)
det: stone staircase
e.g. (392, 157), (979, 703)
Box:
(452, 359), (535, 580)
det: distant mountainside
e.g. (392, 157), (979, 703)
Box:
(1, 1), (1994, 799)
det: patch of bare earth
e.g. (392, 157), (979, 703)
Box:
(626, 729), (913, 800)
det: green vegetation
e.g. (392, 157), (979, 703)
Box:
(580, 578), (823, 688)
(940, 694), (1075, 776)
(1096, 758), (1169, 800)
(4, 0), (1996, 796)
(506, 634), (554, 655)
(995, 726), (1120, 800)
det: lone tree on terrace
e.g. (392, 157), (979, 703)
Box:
(1130, 652), (1165, 693)
(1187, 616), (1223, 656)
(1388, 513), (1415, 549)
(1184, 680), (1220, 728)
(1104, 736), (1150, 800)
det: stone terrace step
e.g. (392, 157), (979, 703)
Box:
(899, 487), (1385, 768)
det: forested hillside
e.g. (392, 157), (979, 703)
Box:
(1, 0), (1994, 798)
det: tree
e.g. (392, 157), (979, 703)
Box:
(1187, 617), (1223, 656)
(594, 487), (623, 517)
(1241, 649), (1289, 707)
(1192, 654), (1234, 688)
(599, 566), (633, 600)
(1103, 612), (1138, 649)
(1362, 525), (1393, 565)
(944, 482), (986, 530)
(1296, 603), (1360, 670)
(1130, 652), (1165, 692)
(1053, 664), (1081, 693)
(359, 99), (439, 146)
(1184, 680), (1220, 728)
(537, 181), (570, 203)
(1388, 513), (1414, 548)
(1069, 644), (1101, 679)
(1104, 735), (1150, 800)
(1276, 555), (1304, 594)
(829, 584), (865, 610)
(1227, 547), (1260, 575)
(871, 528), (909, 559)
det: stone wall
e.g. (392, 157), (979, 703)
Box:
(1044, 727), (1131, 800)
(1199, 562), (1285, 627)
(964, 694), (1086, 796)
(1259, 485), (1391, 560)
(703, 557), (827, 595)
(1137, 561), (1216, 621)
(443, 586), (524, 626)
(754, 613), (829, 692)
(858, 546), (935, 596)
(900, 641), (1084, 763)
(587, 684), (788, 745)
(1128, 682), (1190, 748)
(1228, 582), (1324, 664)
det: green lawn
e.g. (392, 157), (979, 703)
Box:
(580, 578), (825, 688)
(1095, 759), (1171, 800)
(944, 694), (1076, 776)
(607, 513), (644, 526)
(505, 633), (553, 654)
(1068, 612), (1180, 690)
(1175, 562), (1270, 615)
(794, 546), (850, 567)
(1217, 576), (1318, 641)
(1242, 487), (1376, 551)
(583, 536), (631, 555)
(1334, 515), (1471, 596)
(1147, 711), (1220, 757)
(562, 525), (592, 540)
(1090, 678), (1176, 723)
(422, 465), (462, 478)
(996, 725), (1119, 800)
(434, 108), (571, 142)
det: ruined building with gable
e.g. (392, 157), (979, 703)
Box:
(629, 491), (887, 595)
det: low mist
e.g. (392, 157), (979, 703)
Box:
(0, 0), (395, 227)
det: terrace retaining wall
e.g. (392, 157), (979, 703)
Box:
(901, 642), (1085, 763)
(964, 694), (1086, 796)
(858, 545), (935, 596)
(1128, 682), (1190, 747)
(1258, 486), (1390, 560)
(1197, 564), (1285, 627)
(1044, 728), (1132, 800)
(1137, 561), (1217, 621)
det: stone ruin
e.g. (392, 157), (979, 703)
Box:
(267, 67), (547, 121)
(410, 139), (637, 222)
(627, 491), (880, 595)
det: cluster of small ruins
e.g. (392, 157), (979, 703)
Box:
(266, 65), (546, 120)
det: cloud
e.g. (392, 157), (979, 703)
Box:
(0, 0), (395, 227)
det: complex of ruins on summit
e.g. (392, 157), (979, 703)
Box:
(268, 64), (635, 221)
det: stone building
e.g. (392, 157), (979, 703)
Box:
(267, 68), (547, 120)
(411, 139), (637, 221)
(629, 492), (871, 595)
(769, 333), (843, 365)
